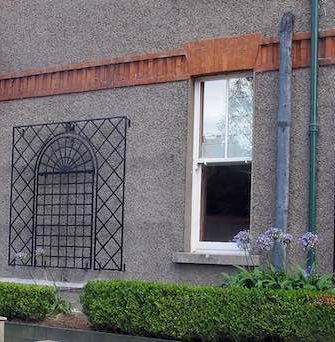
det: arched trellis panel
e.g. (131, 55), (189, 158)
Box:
(8, 117), (129, 271)
(34, 133), (97, 269)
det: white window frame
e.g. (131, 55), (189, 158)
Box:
(191, 75), (252, 254)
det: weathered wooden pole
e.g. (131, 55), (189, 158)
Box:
(0, 317), (6, 342)
(308, 0), (319, 272)
(272, 13), (294, 271)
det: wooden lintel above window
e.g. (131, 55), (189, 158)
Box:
(184, 33), (263, 75)
(0, 28), (335, 101)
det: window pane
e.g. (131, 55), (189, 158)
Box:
(200, 77), (253, 160)
(201, 80), (227, 158)
(227, 78), (253, 158)
(200, 163), (251, 242)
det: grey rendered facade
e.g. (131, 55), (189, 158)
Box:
(0, 0), (334, 287)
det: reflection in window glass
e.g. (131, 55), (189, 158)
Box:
(228, 78), (253, 158)
(201, 77), (253, 159)
(201, 80), (227, 158)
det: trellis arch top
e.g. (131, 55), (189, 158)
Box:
(36, 133), (97, 175)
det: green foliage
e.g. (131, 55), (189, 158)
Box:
(81, 279), (335, 341)
(50, 294), (72, 316)
(0, 282), (57, 320)
(223, 265), (335, 292)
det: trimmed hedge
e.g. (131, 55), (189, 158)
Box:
(0, 282), (57, 320)
(81, 280), (335, 341)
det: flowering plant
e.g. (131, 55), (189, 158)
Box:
(35, 247), (46, 257)
(14, 248), (72, 314)
(282, 233), (293, 245)
(298, 232), (319, 251)
(253, 227), (293, 252)
(232, 228), (319, 275)
(233, 230), (251, 251)
(224, 229), (329, 290)
(15, 251), (28, 262)
(255, 232), (274, 251)
(222, 264), (334, 291)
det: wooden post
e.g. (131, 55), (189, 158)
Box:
(0, 317), (7, 342)
(273, 13), (294, 271)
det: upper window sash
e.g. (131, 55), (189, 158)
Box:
(195, 77), (253, 162)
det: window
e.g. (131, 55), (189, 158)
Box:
(191, 76), (253, 253)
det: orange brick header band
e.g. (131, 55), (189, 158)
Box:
(0, 29), (335, 101)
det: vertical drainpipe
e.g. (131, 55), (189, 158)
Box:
(308, 0), (319, 270)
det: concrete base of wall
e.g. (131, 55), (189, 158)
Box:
(0, 277), (84, 290)
(5, 322), (174, 342)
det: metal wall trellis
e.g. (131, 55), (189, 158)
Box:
(8, 116), (129, 271)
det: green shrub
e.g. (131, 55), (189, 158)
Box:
(0, 282), (57, 320)
(51, 294), (72, 316)
(81, 279), (335, 341)
(223, 265), (335, 291)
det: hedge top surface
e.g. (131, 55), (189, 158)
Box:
(82, 279), (335, 341)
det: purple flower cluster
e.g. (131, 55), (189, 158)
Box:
(35, 247), (45, 257)
(233, 227), (311, 253)
(15, 251), (27, 261)
(298, 232), (319, 251)
(233, 230), (251, 251)
(303, 265), (315, 277)
(264, 227), (282, 240)
(282, 233), (293, 245)
(255, 233), (274, 251)
(254, 227), (293, 251)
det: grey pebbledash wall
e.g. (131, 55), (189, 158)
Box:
(1, 0), (335, 73)
(253, 67), (335, 273)
(0, 82), (236, 284)
(0, 0), (334, 285)
(0, 69), (334, 284)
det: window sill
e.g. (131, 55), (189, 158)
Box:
(172, 252), (260, 266)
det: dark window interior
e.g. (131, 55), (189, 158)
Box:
(201, 163), (251, 242)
